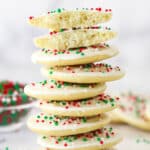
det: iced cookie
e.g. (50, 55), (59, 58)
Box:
(145, 101), (150, 121)
(38, 127), (122, 150)
(32, 44), (119, 67)
(41, 63), (124, 83)
(38, 94), (119, 117)
(109, 111), (123, 123)
(24, 80), (106, 101)
(28, 8), (112, 31)
(111, 92), (150, 131)
(34, 27), (116, 50)
(27, 113), (110, 136)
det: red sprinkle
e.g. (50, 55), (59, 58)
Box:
(64, 143), (68, 147)
(96, 7), (102, 11)
(29, 16), (34, 20)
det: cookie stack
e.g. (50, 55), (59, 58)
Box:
(25, 8), (125, 150)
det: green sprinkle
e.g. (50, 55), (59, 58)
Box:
(80, 84), (88, 88)
(57, 84), (62, 88)
(68, 139), (72, 142)
(60, 29), (65, 32)
(109, 127), (113, 132)
(49, 71), (53, 75)
(82, 138), (88, 142)
(62, 102), (66, 105)
(57, 8), (62, 13)
(58, 138), (62, 142)
(76, 51), (80, 54)
(64, 137), (68, 141)
(54, 121), (59, 126)
(49, 116), (53, 120)
(44, 116), (48, 119)
(21, 93), (28, 102)
(110, 98), (114, 102)
(14, 83), (20, 90)
(103, 100), (108, 104)
(97, 137), (101, 141)
(37, 115), (40, 119)
(82, 117), (87, 123)
(111, 103), (115, 107)
(5, 147), (9, 150)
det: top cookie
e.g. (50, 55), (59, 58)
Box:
(28, 8), (112, 31)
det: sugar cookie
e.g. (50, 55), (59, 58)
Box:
(37, 127), (122, 150)
(109, 111), (123, 123)
(32, 44), (119, 67)
(28, 8), (112, 31)
(145, 101), (150, 121)
(34, 28), (116, 50)
(111, 92), (150, 131)
(38, 94), (119, 117)
(27, 113), (110, 136)
(41, 63), (124, 83)
(24, 80), (106, 101)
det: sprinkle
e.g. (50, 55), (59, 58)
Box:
(119, 92), (147, 119)
(136, 137), (150, 144)
(39, 94), (118, 110)
(5, 147), (9, 150)
(0, 80), (32, 108)
(95, 7), (102, 11)
(29, 16), (34, 20)
(34, 114), (91, 127)
(64, 143), (68, 147)
(41, 43), (109, 57)
(42, 128), (116, 146)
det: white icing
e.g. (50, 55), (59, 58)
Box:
(38, 94), (118, 115)
(44, 69), (124, 77)
(32, 46), (118, 63)
(24, 82), (106, 100)
(37, 128), (121, 149)
(27, 114), (109, 131)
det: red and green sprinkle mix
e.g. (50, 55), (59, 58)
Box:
(35, 113), (89, 126)
(42, 127), (115, 147)
(0, 81), (32, 107)
(119, 92), (147, 120)
(0, 81), (33, 126)
(41, 43), (109, 56)
(0, 109), (28, 126)
(31, 79), (97, 89)
(39, 94), (119, 109)
(48, 63), (120, 75)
